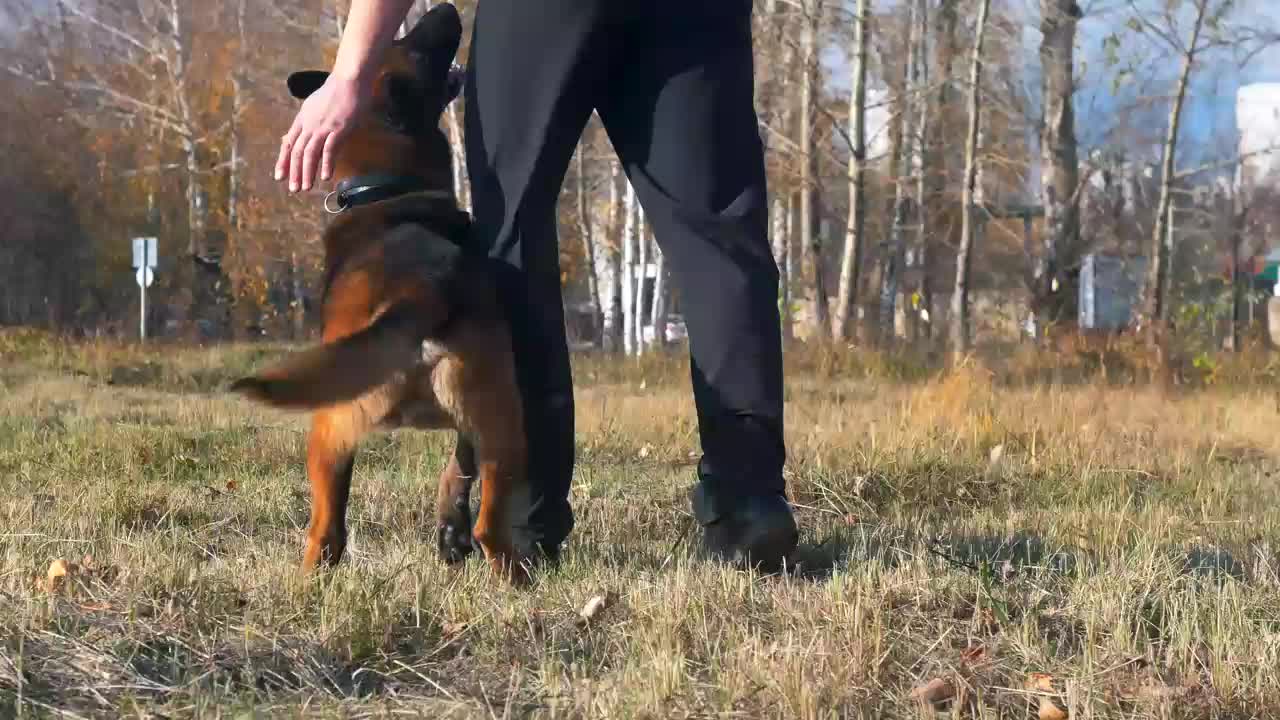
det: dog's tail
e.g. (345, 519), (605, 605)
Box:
(229, 303), (431, 410)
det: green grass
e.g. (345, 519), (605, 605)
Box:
(2, 330), (1280, 718)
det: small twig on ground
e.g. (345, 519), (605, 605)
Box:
(927, 537), (986, 575)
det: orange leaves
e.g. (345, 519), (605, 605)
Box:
(910, 676), (956, 707)
(34, 555), (118, 595)
(1025, 673), (1068, 719)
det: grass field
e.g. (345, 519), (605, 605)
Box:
(2, 329), (1280, 718)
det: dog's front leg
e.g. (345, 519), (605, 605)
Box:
(435, 432), (476, 564)
(301, 407), (361, 572)
(471, 439), (527, 585)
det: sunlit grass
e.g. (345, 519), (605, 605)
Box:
(1, 328), (1278, 718)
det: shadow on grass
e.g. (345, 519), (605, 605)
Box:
(787, 525), (1254, 585)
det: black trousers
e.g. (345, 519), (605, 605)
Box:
(457, 0), (786, 553)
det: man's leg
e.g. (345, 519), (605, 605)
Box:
(459, 0), (613, 562)
(596, 3), (796, 570)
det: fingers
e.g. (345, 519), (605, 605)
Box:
(280, 126), (337, 193)
(299, 130), (327, 192)
(289, 128), (312, 193)
(276, 120), (301, 182)
(320, 131), (342, 182)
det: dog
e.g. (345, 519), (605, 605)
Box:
(229, 4), (529, 584)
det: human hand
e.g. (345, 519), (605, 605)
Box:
(274, 73), (372, 193)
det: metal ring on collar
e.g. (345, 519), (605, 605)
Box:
(323, 190), (347, 214)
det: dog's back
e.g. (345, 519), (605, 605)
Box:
(232, 194), (482, 410)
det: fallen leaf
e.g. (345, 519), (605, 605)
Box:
(577, 591), (618, 627)
(442, 621), (468, 638)
(1025, 674), (1067, 718)
(1026, 673), (1056, 693)
(988, 444), (1006, 465)
(226, 480), (239, 491)
(638, 445), (651, 459)
(911, 677), (955, 706)
(961, 643), (987, 665)
(45, 558), (79, 593)
(1038, 697), (1068, 720)
(843, 514), (861, 525)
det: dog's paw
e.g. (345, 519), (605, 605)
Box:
(436, 516), (474, 564)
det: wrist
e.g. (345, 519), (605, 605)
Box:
(330, 58), (376, 86)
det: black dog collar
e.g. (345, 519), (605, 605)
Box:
(325, 173), (451, 213)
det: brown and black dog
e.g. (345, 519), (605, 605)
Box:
(230, 4), (529, 584)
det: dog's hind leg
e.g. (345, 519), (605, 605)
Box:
(301, 405), (366, 572)
(435, 432), (476, 564)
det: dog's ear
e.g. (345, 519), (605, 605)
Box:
(287, 70), (330, 100)
(402, 2), (462, 69)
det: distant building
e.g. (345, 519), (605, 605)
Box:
(1236, 83), (1280, 192)
(1078, 253), (1147, 331)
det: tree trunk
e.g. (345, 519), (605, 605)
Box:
(1141, 0), (1208, 335)
(912, 0), (931, 344)
(575, 144), (602, 341)
(924, 0), (960, 342)
(948, 0), (992, 361)
(800, 0), (830, 337)
(446, 103), (469, 212)
(833, 0), (870, 341)
(650, 246), (668, 348)
(1036, 0), (1082, 333)
(229, 0), (246, 233)
(634, 208), (649, 355)
(602, 159), (624, 353)
(772, 196), (792, 340)
(1230, 197), (1246, 352)
(785, 193), (798, 340)
(771, 11), (797, 344)
(621, 180), (638, 357)
(881, 0), (920, 346)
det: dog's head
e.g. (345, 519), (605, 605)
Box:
(286, 2), (463, 190)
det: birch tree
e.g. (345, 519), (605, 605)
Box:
(799, 0), (830, 336)
(921, 0), (961, 340)
(574, 144), (603, 340)
(833, 0), (870, 341)
(880, 0), (922, 345)
(633, 208), (649, 355)
(949, 0), (993, 359)
(1032, 0), (1082, 336)
(1133, 0), (1211, 336)
(600, 158), (625, 353)
(649, 246), (669, 348)
(911, 0), (931, 344)
(620, 180), (638, 357)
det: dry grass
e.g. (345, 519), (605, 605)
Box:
(2, 328), (1280, 718)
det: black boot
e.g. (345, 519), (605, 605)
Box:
(692, 485), (798, 573)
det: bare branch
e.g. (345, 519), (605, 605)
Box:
(61, 0), (166, 64)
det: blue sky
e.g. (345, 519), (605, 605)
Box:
(1072, 0), (1280, 154)
(822, 0), (1280, 168)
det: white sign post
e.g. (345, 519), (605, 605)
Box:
(132, 237), (158, 340)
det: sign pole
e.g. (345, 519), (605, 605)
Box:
(132, 236), (158, 342)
